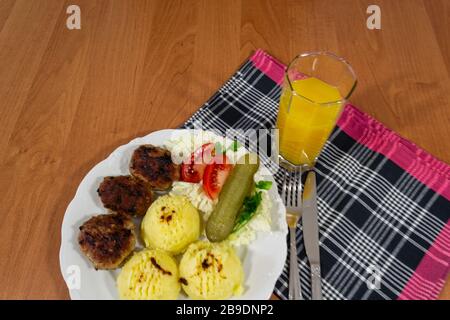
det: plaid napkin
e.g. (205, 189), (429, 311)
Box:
(181, 49), (450, 300)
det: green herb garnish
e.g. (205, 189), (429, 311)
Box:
(228, 139), (241, 152)
(232, 180), (272, 233)
(232, 192), (263, 233)
(255, 180), (272, 190)
(233, 191), (262, 232)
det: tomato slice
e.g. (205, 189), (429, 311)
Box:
(203, 154), (233, 200)
(180, 143), (215, 183)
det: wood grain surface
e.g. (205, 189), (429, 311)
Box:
(0, 0), (448, 300)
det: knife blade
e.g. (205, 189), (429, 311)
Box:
(302, 170), (323, 300)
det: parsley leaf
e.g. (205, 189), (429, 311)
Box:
(228, 139), (241, 152)
(255, 180), (272, 190)
(232, 191), (263, 233)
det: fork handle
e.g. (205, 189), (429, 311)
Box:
(289, 226), (302, 300)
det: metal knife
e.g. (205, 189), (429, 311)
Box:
(302, 170), (323, 300)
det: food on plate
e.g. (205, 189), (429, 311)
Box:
(180, 141), (233, 200)
(170, 181), (216, 218)
(227, 188), (272, 246)
(67, 130), (281, 300)
(180, 142), (215, 183)
(117, 249), (180, 300)
(97, 175), (152, 216)
(129, 144), (180, 190)
(78, 213), (136, 270)
(206, 153), (259, 242)
(179, 241), (244, 300)
(233, 180), (272, 233)
(202, 154), (233, 200)
(141, 194), (200, 254)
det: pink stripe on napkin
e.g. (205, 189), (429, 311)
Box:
(398, 222), (450, 300)
(250, 49), (285, 85)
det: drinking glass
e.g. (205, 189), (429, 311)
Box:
(277, 52), (357, 167)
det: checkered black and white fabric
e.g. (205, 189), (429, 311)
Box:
(182, 50), (450, 300)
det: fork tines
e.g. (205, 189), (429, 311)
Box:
(280, 164), (302, 210)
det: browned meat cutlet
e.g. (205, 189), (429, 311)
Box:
(78, 213), (136, 270)
(129, 144), (180, 190)
(97, 175), (152, 217)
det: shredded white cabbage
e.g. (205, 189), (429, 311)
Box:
(170, 181), (216, 220)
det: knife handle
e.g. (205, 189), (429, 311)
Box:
(310, 264), (322, 300)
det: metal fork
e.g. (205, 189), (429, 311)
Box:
(281, 163), (303, 300)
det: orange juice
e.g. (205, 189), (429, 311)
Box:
(277, 77), (343, 166)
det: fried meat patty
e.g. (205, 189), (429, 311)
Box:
(129, 144), (180, 190)
(78, 213), (136, 270)
(97, 175), (152, 216)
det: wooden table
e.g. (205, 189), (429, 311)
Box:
(0, 0), (448, 299)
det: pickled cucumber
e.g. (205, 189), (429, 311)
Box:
(206, 153), (259, 242)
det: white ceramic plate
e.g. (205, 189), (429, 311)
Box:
(59, 129), (288, 300)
